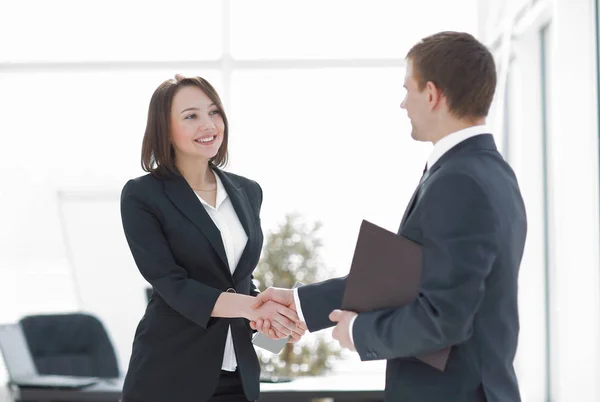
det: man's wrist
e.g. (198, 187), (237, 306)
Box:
(293, 288), (307, 323)
(349, 315), (358, 347)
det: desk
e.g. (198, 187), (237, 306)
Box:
(12, 374), (384, 402)
(260, 374), (384, 401)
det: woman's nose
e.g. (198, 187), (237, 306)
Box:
(199, 118), (216, 132)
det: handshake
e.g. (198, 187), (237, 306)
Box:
(246, 287), (307, 343)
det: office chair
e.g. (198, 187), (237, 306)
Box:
(19, 313), (119, 379)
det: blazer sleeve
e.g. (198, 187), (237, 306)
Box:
(121, 179), (222, 329)
(297, 276), (347, 332)
(352, 173), (498, 361)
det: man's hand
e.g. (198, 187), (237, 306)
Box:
(251, 287), (296, 310)
(329, 309), (357, 351)
(247, 300), (300, 337)
(250, 287), (306, 341)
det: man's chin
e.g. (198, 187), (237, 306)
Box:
(410, 130), (428, 142)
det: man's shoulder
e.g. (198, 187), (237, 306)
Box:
(434, 151), (507, 189)
(429, 161), (482, 187)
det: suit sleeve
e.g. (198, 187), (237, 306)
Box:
(352, 173), (498, 361)
(121, 179), (222, 329)
(249, 181), (263, 298)
(297, 276), (347, 332)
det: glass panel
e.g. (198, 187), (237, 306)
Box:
(0, 0), (222, 62)
(540, 22), (553, 402)
(229, 68), (430, 276)
(230, 0), (479, 59)
(229, 68), (431, 374)
(0, 69), (222, 184)
(0, 69), (222, 373)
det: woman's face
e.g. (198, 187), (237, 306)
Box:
(170, 85), (225, 163)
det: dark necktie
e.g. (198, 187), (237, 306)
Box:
(400, 162), (429, 228)
(419, 163), (429, 185)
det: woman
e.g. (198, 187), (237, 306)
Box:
(120, 75), (305, 402)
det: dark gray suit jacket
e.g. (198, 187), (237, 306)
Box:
(120, 168), (263, 402)
(298, 134), (527, 402)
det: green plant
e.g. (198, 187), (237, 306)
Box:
(253, 213), (343, 377)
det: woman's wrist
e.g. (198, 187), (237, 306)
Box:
(236, 294), (256, 320)
(212, 292), (256, 319)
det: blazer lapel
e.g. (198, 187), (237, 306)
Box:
(163, 174), (229, 270)
(213, 169), (256, 281)
(214, 169), (254, 240)
(399, 184), (421, 229)
(399, 134), (497, 229)
(399, 165), (439, 228)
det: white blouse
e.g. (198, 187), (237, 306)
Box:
(195, 171), (248, 371)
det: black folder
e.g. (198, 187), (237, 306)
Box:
(341, 220), (450, 371)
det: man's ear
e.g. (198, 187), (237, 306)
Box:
(425, 81), (443, 111)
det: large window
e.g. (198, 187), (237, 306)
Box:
(486, 6), (555, 401)
(539, 21), (554, 402)
(0, 0), (479, 375)
(0, 1), (223, 62)
(596, 0), (600, 247)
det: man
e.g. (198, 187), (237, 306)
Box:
(252, 31), (527, 402)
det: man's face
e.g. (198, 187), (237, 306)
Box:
(401, 59), (431, 142)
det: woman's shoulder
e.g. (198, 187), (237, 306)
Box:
(121, 173), (165, 196)
(219, 170), (261, 192)
(218, 170), (263, 207)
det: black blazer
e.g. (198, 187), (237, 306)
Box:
(119, 168), (264, 402)
(298, 134), (527, 402)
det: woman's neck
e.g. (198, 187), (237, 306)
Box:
(176, 156), (215, 190)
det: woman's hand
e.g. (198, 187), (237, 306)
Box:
(247, 301), (304, 338)
(250, 317), (307, 341)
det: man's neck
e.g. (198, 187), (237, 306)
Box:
(430, 117), (486, 145)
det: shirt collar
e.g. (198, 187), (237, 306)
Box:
(196, 169), (228, 210)
(426, 124), (491, 170)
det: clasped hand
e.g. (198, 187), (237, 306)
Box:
(249, 287), (307, 343)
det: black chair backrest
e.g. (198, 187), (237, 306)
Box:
(19, 313), (119, 378)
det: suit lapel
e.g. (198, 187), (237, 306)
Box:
(214, 169), (254, 241)
(399, 185), (420, 229)
(399, 134), (497, 229)
(213, 169), (256, 281)
(163, 174), (230, 270)
(399, 165), (439, 228)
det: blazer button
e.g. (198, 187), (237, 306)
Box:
(226, 288), (237, 293)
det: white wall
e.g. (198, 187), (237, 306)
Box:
(504, 25), (550, 401)
(6, 2), (598, 400)
(0, 70), (176, 377)
(549, 0), (600, 400)
(480, 0), (600, 400)
(0, 0), (480, 383)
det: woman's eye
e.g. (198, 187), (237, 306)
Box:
(209, 110), (221, 116)
(184, 113), (197, 120)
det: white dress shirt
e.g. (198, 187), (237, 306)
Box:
(294, 125), (491, 348)
(195, 171), (248, 371)
(425, 124), (491, 170)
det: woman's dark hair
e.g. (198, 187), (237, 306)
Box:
(141, 75), (229, 177)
